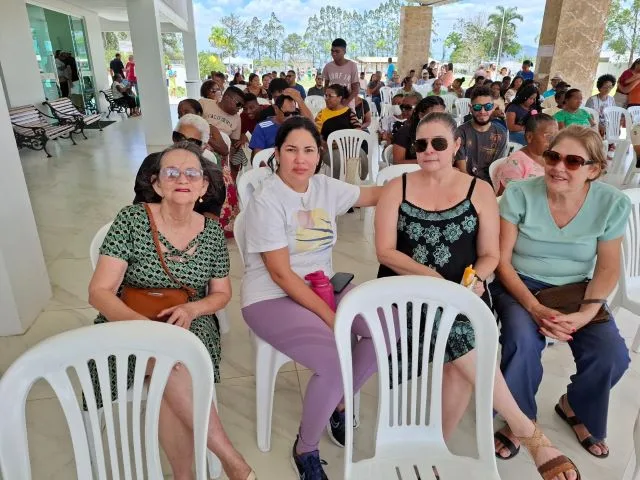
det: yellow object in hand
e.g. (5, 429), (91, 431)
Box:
(461, 265), (477, 288)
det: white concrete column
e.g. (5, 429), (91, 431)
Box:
(182, 0), (201, 99)
(0, 75), (52, 336)
(0, 0), (46, 107)
(127, 0), (173, 146)
(84, 13), (111, 112)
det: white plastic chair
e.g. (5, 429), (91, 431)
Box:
(257, 97), (271, 106)
(628, 106), (640, 125)
(441, 94), (457, 114)
(252, 147), (275, 170)
(327, 129), (379, 184)
(603, 106), (632, 140)
(334, 276), (500, 480)
(366, 98), (378, 118)
(380, 86), (393, 105)
(382, 144), (393, 167)
(236, 167), (272, 211)
(615, 188), (640, 353)
(602, 139), (633, 187)
(90, 222), (231, 335)
(507, 141), (523, 155)
(305, 95), (326, 118)
(0, 321), (215, 480)
(234, 210), (361, 452)
(88, 228), (223, 478)
(455, 97), (471, 122)
(233, 210), (292, 451)
(488, 157), (509, 189)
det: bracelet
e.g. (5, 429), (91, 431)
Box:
(474, 274), (484, 283)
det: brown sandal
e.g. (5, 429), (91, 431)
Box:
(516, 424), (581, 480)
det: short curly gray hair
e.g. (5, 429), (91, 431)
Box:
(174, 113), (210, 145)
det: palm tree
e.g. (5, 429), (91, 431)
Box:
(488, 6), (524, 63)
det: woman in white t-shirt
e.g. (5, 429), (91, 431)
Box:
(240, 117), (384, 480)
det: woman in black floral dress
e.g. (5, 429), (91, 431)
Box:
(374, 113), (580, 480)
(88, 142), (256, 480)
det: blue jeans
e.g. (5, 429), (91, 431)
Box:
(491, 275), (629, 440)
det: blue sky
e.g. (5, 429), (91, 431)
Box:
(192, 0), (547, 58)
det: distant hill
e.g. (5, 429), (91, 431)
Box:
(503, 44), (538, 62)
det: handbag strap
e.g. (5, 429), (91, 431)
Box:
(143, 203), (197, 298)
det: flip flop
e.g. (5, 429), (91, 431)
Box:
(494, 430), (520, 459)
(554, 396), (609, 459)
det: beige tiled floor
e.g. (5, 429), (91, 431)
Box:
(3, 118), (640, 479)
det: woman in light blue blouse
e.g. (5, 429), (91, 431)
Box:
(492, 125), (631, 462)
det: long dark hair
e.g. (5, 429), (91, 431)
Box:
(512, 84), (539, 107)
(267, 117), (323, 174)
(508, 76), (524, 90)
(409, 96), (446, 145)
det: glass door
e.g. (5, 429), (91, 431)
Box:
(26, 4), (59, 101)
(69, 15), (97, 113)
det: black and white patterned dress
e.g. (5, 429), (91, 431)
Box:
(378, 174), (483, 378)
(89, 203), (229, 408)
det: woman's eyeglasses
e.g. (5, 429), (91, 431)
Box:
(472, 103), (494, 112)
(172, 131), (203, 147)
(159, 166), (204, 182)
(414, 137), (449, 152)
(542, 150), (595, 170)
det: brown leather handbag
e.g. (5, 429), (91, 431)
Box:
(120, 203), (197, 321)
(534, 280), (609, 325)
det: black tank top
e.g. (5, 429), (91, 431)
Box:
(378, 173), (479, 283)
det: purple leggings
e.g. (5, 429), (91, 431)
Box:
(242, 285), (391, 453)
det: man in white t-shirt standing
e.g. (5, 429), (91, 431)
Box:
(322, 38), (360, 109)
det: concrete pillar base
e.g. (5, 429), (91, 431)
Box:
(397, 6), (433, 80)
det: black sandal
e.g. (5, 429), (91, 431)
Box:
(494, 430), (520, 459)
(554, 395), (609, 459)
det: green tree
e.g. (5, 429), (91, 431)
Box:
(220, 14), (245, 58)
(487, 6), (523, 63)
(446, 15), (493, 65)
(244, 17), (264, 60)
(282, 33), (304, 64)
(263, 12), (285, 60)
(606, 0), (640, 66)
(198, 51), (225, 80)
(209, 26), (233, 59)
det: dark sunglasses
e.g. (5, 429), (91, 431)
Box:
(472, 103), (494, 112)
(542, 150), (595, 170)
(172, 131), (203, 147)
(414, 137), (448, 153)
(400, 104), (414, 111)
(282, 110), (300, 117)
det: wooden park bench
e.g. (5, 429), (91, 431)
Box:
(45, 97), (102, 139)
(9, 105), (76, 158)
(100, 89), (127, 118)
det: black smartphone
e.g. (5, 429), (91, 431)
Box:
(330, 272), (354, 294)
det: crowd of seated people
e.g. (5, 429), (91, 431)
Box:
(87, 44), (637, 480)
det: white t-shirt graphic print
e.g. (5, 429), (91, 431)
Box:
(241, 174), (360, 307)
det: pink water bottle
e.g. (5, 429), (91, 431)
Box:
(304, 271), (336, 311)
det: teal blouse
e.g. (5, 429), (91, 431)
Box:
(500, 176), (631, 285)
